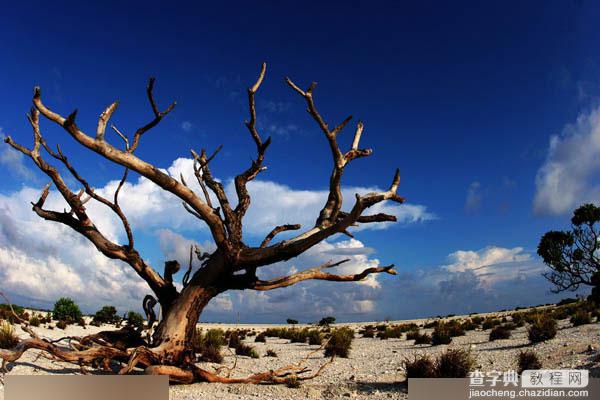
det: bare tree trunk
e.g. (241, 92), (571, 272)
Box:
(151, 252), (226, 364)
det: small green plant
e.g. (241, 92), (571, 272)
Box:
(404, 354), (436, 378)
(436, 348), (474, 378)
(28, 315), (41, 327)
(52, 297), (82, 324)
(517, 350), (542, 374)
(489, 325), (511, 341)
(286, 318), (299, 325)
(324, 327), (353, 358)
(307, 329), (323, 345)
(56, 320), (68, 330)
(431, 323), (452, 345)
(0, 321), (19, 349)
(527, 314), (557, 343)
(570, 310), (591, 326)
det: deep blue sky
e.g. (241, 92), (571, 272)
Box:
(1, 1), (599, 320)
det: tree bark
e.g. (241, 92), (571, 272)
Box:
(150, 252), (226, 364)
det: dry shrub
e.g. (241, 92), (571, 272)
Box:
(517, 350), (541, 374)
(404, 349), (474, 378)
(255, 332), (267, 343)
(265, 349), (278, 357)
(307, 329), (323, 345)
(193, 328), (226, 363)
(362, 325), (375, 338)
(527, 314), (557, 343)
(0, 321), (19, 349)
(431, 323), (452, 346)
(324, 327), (353, 358)
(489, 325), (511, 341)
(570, 310), (591, 326)
(436, 348), (475, 378)
(28, 315), (41, 327)
(235, 343), (259, 358)
(404, 355), (436, 378)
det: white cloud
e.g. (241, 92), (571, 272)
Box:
(0, 156), (430, 317)
(0, 194), (148, 313)
(443, 246), (540, 286)
(534, 105), (600, 215)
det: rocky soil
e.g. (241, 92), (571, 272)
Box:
(1, 313), (598, 400)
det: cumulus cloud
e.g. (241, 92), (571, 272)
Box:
(377, 246), (578, 319)
(0, 192), (148, 313)
(534, 105), (600, 215)
(0, 156), (431, 317)
(443, 246), (538, 286)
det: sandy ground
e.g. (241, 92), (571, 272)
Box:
(0, 312), (598, 399)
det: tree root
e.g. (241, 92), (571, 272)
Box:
(0, 292), (333, 386)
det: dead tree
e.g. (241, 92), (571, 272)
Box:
(1, 64), (404, 383)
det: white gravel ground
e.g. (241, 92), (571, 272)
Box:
(1, 312), (598, 400)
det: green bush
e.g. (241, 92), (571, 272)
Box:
(126, 311), (144, 330)
(489, 325), (511, 341)
(289, 328), (309, 343)
(570, 310), (591, 326)
(52, 298), (82, 324)
(93, 306), (119, 324)
(286, 318), (299, 325)
(318, 316), (336, 326)
(0, 321), (19, 349)
(192, 328), (226, 363)
(308, 329), (323, 345)
(28, 315), (41, 327)
(431, 323), (452, 345)
(527, 314), (557, 343)
(518, 350), (542, 374)
(56, 320), (67, 330)
(436, 348), (474, 378)
(324, 327), (353, 358)
(0, 304), (26, 323)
